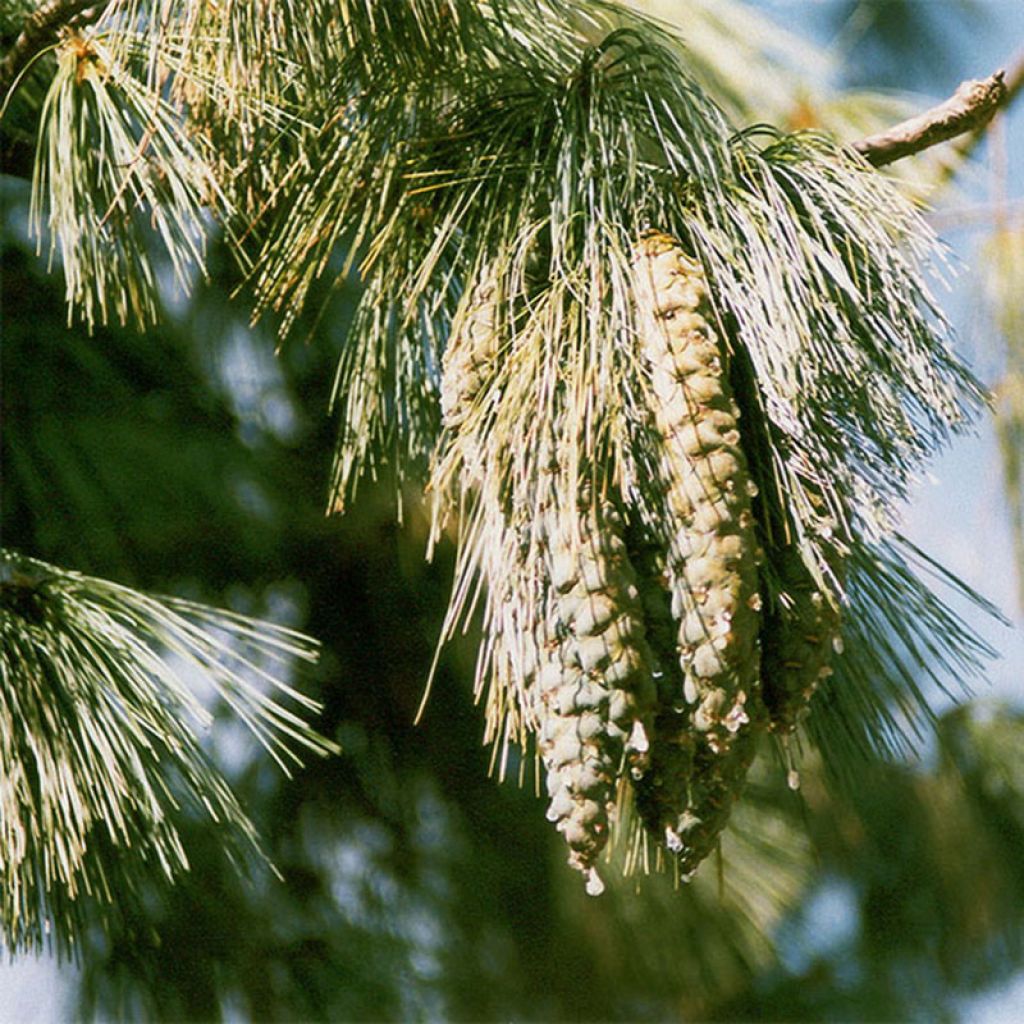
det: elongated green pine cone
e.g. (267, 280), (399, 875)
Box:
(761, 546), (842, 733)
(623, 528), (696, 856)
(533, 495), (658, 892)
(632, 231), (765, 870)
(628, 526), (758, 873)
(439, 263), (503, 477)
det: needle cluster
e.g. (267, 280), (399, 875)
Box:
(10, 0), (999, 888)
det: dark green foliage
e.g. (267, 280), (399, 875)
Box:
(0, 235), (267, 584)
(1, 0), (1022, 1018)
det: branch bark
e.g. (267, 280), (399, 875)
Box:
(0, 0), (100, 100)
(944, 48), (1024, 170)
(853, 70), (1008, 167)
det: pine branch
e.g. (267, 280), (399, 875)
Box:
(0, 1), (104, 179)
(0, 548), (338, 955)
(28, 27), (229, 328)
(853, 69), (1008, 167)
(0, 0), (101, 98)
(1003, 48), (1024, 108)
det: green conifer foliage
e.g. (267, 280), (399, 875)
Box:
(0, 549), (335, 955)
(0, 0), (1006, 919)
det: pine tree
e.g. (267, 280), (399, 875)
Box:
(1, 0), (1022, 1014)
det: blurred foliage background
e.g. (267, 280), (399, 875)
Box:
(1, 0), (1022, 1020)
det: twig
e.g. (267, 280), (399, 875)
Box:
(944, 48), (1024, 171)
(1003, 49), (1024, 107)
(0, 0), (101, 100)
(853, 70), (1008, 167)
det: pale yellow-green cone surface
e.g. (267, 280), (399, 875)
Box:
(534, 495), (658, 891)
(632, 231), (765, 867)
(439, 263), (503, 480)
(623, 529), (696, 857)
(762, 546), (842, 733)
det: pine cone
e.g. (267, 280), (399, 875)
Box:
(624, 527), (696, 856)
(533, 492), (658, 892)
(439, 263), (503, 477)
(761, 545), (842, 733)
(631, 231), (765, 869)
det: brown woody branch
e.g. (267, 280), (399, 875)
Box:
(853, 70), (1009, 167)
(1003, 49), (1024, 107)
(946, 48), (1024, 170)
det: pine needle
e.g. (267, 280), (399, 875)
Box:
(0, 548), (337, 957)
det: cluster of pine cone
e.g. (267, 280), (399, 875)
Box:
(437, 231), (842, 893)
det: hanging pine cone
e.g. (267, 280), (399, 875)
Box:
(532, 491), (659, 892)
(438, 262), (661, 890)
(439, 261), (504, 480)
(623, 527), (696, 858)
(761, 545), (843, 733)
(631, 230), (766, 870)
(435, 256), (532, 755)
